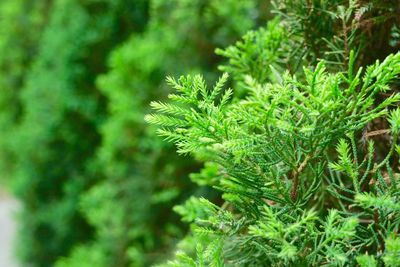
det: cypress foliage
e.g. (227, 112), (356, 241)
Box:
(0, 0), (51, 184)
(2, 1), (400, 266)
(56, 1), (267, 266)
(4, 1), (147, 266)
(148, 1), (400, 266)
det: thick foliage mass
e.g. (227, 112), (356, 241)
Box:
(0, 0), (148, 266)
(56, 1), (269, 267)
(2, 0), (400, 267)
(0, 0), (50, 184)
(148, 1), (400, 266)
(0, 0), (270, 267)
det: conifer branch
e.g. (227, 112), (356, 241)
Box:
(290, 154), (312, 202)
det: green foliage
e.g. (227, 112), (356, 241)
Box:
(357, 254), (377, 267)
(273, 0), (400, 68)
(215, 17), (288, 86)
(0, 0), (50, 184)
(2, 0), (400, 266)
(56, 0), (267, 267)
(1, 0), (148, 266)
(383, 234), (400, 266)
(148, 55), (400, 265)
(148, 1), (400, 266)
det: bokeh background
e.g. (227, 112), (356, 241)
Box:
(0, 1), (271, 266)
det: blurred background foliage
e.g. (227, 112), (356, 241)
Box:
(0, 0), (270, 266)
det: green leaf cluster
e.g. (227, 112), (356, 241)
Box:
(148, 1), (400, 266)
(55, 1), (268, 267)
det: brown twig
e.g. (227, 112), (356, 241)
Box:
(363, 129), (390, 138)
(290, 154), (312, 201)
(374, 209), (385, 252)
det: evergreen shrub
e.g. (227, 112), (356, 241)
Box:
(56, 1), (268, 266)
(147, 1), (400, 266)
